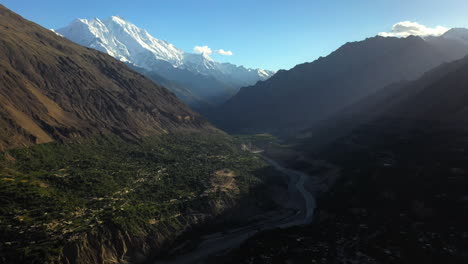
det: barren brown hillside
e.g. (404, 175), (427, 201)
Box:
(0, 5), (210, 150)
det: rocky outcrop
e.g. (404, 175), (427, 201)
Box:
(57, 195), (239, 264)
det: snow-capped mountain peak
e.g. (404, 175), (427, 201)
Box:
(56, 16), (274, 104)
(57, 16), (185, 67)
(57, 16), (273, 77)
(256, 69), (273, 79)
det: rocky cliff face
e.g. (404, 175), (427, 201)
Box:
(0, 4), (210, 151)
(57, 195), (239, 264)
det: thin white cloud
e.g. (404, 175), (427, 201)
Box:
(379, 21), (449, 38)
(193, 45), (213, 55)
(215, 49), (233, 56)
(193, 46), (233, 56)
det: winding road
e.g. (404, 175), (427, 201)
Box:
(157, 155), (338, 264)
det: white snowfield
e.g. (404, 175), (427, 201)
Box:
(56, 16), (274, 86)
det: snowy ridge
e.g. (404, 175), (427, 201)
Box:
(57, 17), (185, 66)
(56, 17), (274, 87)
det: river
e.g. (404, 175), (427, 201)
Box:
(157, 155), (337, 264)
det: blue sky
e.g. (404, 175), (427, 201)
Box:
(3, 0), (468, 71)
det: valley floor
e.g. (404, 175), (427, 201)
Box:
(217, 121), (468, 263)
(0, 133), (269, 263)
(157, 145), (340, 264)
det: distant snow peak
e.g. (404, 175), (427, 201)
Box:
(108, 15), (126, 23)
(257, 68), (273, 79)
(50, 29), (63, 37)
(57, 16), (185, 68)
(56, 16), (274, 87)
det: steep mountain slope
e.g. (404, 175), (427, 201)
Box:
(0, 5), (209, 151)
(56, 17), (274, 106)
(213, 34), (468, 134)
(55, 16), (184, 66)
(300, 50), (468, 151)
(391, 57), (468, 122)
(0, 6), (276, 264)
(295, 58), (461, 150)
(219, 39), (468, 264)
(440, 28), (468, 45)
(222, 120), (468, 263)
(136, 58), (237, 107)
(126, 64), (213, 109)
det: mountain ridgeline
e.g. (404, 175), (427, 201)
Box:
(220, 30), (468, 264)
(0, 5), (211, 151)
(296, 36), (468, 151)
(0, 5), (273, 264)
(56, 17), (274, 108)
(209, 32), (468, 262)
(3, 2), (468, 264)
(213, 32), (468, 134)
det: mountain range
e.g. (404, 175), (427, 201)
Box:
(0, 5), (210, 151)
(55, 17), (274, 108)
(4, 2), (468, 263)
(221, 27), (468, 264)
(0, 6), (265, 263)
(212, 30), (468, 134)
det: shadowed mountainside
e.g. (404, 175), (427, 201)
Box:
(298, 52), (468, 152)
(217, 33), (468, 264)
(213, 34), (468, 135)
